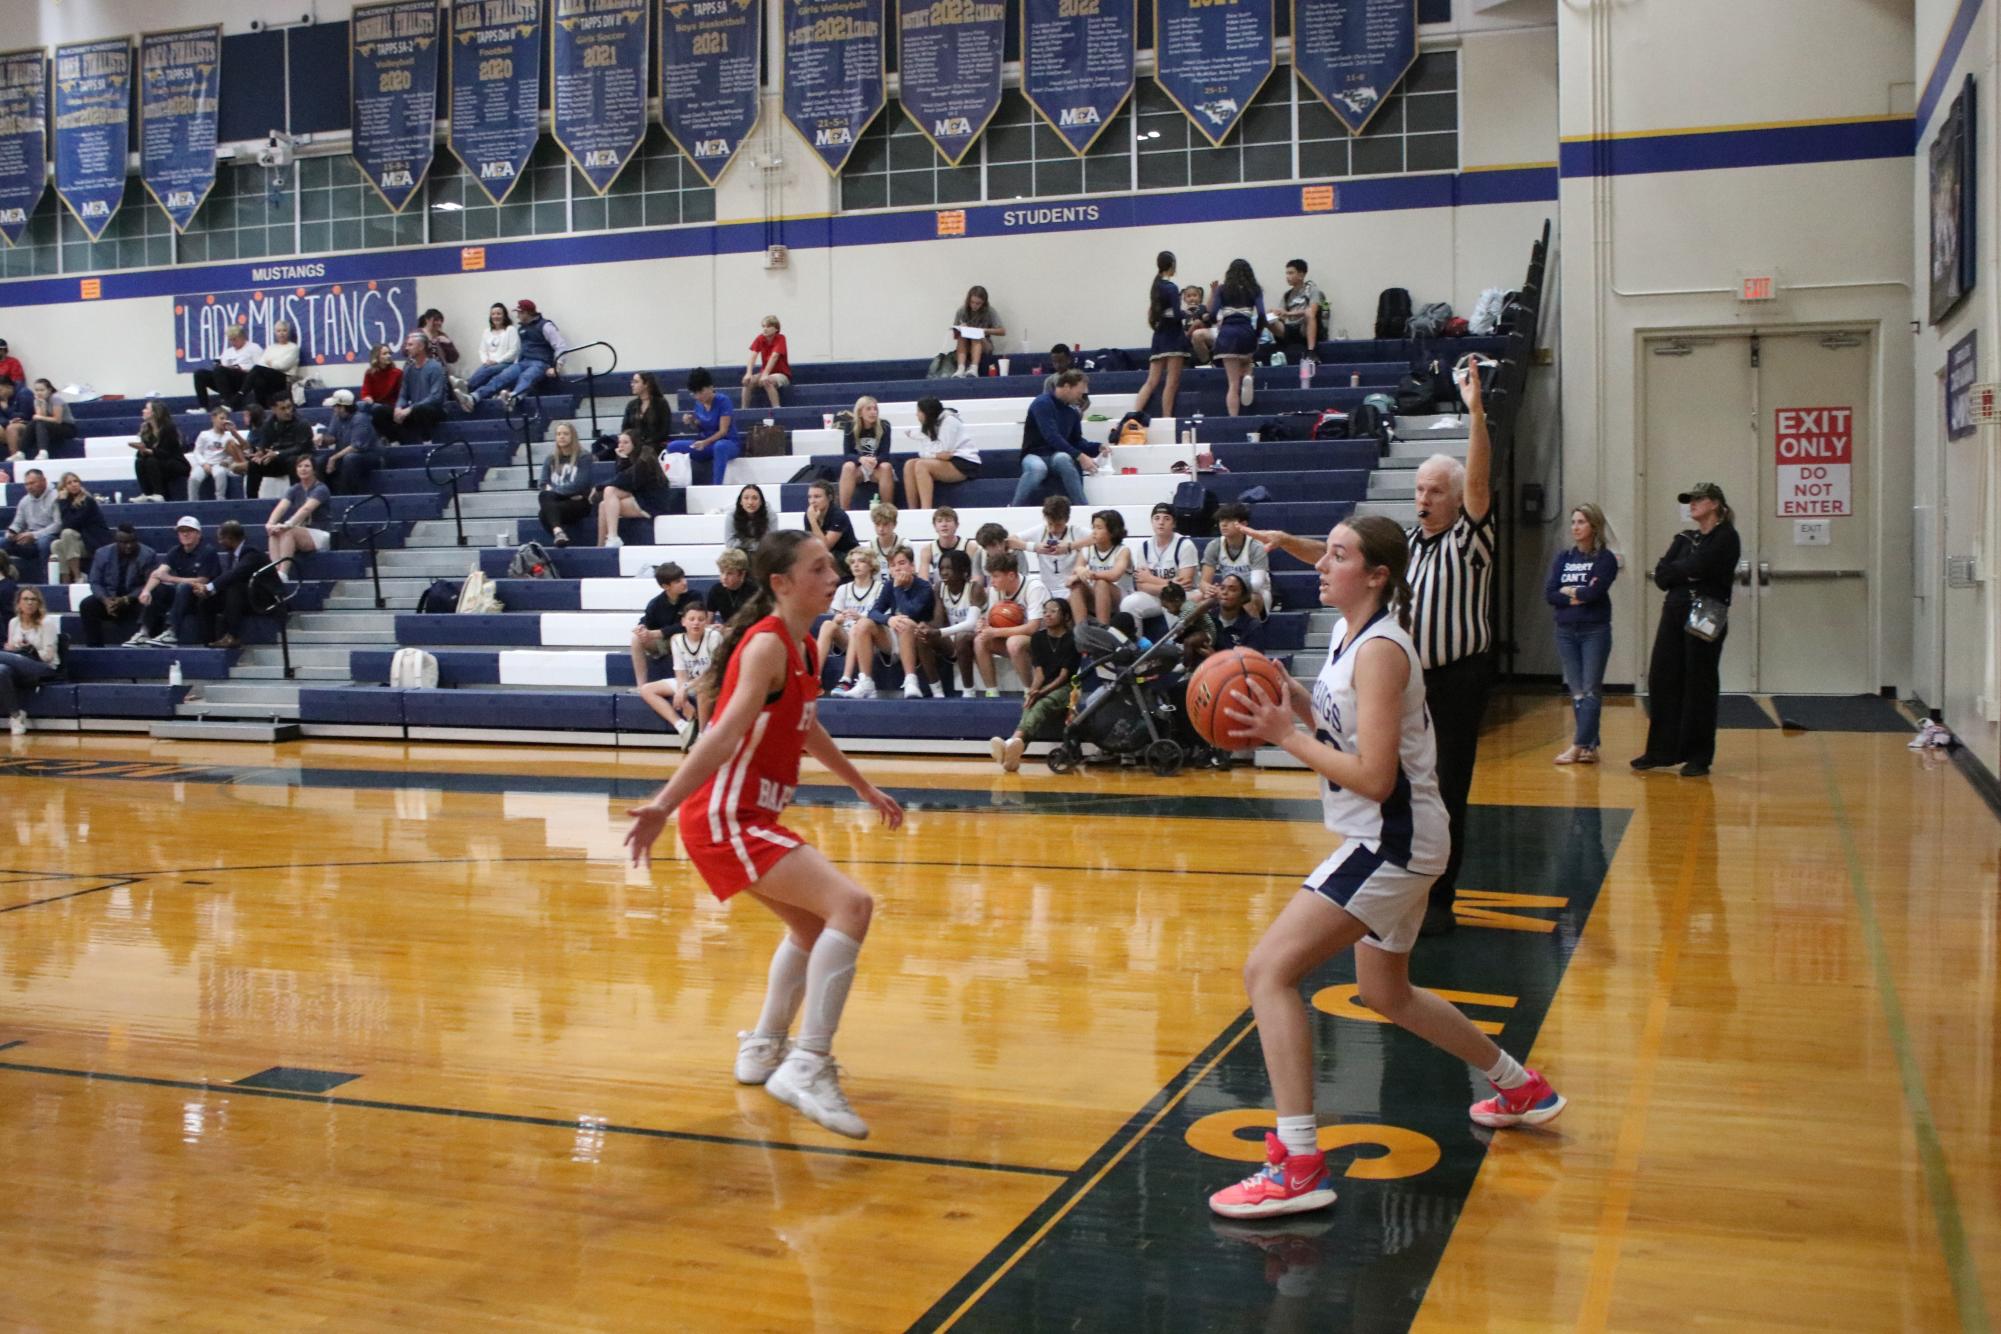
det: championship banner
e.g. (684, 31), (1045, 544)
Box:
(53, 38), (131, 240)
(139, 26), (222, 233)
(897, 0), (1004, 166)
(782, 0), (886, 175)
(1020, 0), (1134, 156)
(1291, 0), (1416, 135)
(658, 0), (763, 187)
(1153, 0), (1272, 147)
(173, 278), (421, 375)
(552, 0), (650, 195)
(450, 0), (544, 205)
(350, 0), (442, 212)
(0, 49), (47, 248)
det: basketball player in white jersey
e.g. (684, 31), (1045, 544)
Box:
(1207, 516), (1565, 1220)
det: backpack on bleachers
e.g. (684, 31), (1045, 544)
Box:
(1374, 288), (1413, 338)
(389, 647), (439, 689)
(926, 352), (956, 379)
(1081, 348), (1134, 372)
(508, 541), (557, 579)
(1350, 402), (1391, 449)
(1395, 373), (1437, 414)
(1406, 302), (1453, 339)
(456, 568), (503, 614)
(1172, 480), (1220, 536)
(1262, 412), (1319, 442)
(417, 579), (461, 613)
(1311, 409), (1350, 440)
(1468, 287), (1507, 335)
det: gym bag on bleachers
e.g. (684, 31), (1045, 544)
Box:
(1406, 302), (1453, 339)
(389, 648), (439, 688)
(1172, 480), (1220, 536)
(417, 579), (461, 613)
(508, 542), (557, 579)
(1374, 288), (1413, 338)
(456, 568), (503, 614)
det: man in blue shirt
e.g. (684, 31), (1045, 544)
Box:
(835, 546), (938, 699)
(373, 332), (448, 444)
(676, 367), (741, 488)
(132, 516), (223, 647)
(1013, 369), (1100, 506)
(78, 524), (156, 645)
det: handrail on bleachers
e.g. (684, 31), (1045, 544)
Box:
(339, 492), (394, 610)
(252, 555), (300, 681)
(425, 437), (476, 547)
(554, 339), (619, 441)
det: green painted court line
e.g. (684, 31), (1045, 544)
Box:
(1818, 737), (1991, 1334)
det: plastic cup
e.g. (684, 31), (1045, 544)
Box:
(822, 413), (834, 428)
(998, 357), (1011, 376)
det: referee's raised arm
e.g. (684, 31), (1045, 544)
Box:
(1462, 360), (1492, 523)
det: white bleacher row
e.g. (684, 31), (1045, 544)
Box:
(718, 439), (1198, 490)
(691, 459), (1192, 516)
(495, 641), (1035, 692)
(11, 451), (140, 487)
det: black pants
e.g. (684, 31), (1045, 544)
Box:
(193, 365), (249, 409)
(242, 365), (293, 408)
(135, 455), (189, 500)
(539, 491), (591, 537)
(1644, 602), (1727, 767)
(142, 584), (214, 640)
(1422, 651), (1492, 909)
(78, 595), (142, 646)
(372, 403), (445, 444)
(32, 420), (75, 453)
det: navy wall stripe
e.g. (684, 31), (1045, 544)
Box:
(1559, 115), (1913, 179)
(1916, 0), (1984, 141)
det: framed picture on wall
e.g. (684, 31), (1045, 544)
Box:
(1930, 76), (1977, 325)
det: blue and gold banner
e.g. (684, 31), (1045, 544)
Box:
(350, 0), (442, 212)
(552, 0), (649, 195)
(659, 0), (763, 186)
(450, 0), (544, 205)
(897, 0), (1004, 166)
(783, 0), (886, 175)
(1154, 0), (1271, 147)
(1292, 0), (1415, 135)
(53, 38), (131, 240)
(1020, 0), (1134, 156)
(138, 26), (221, 233)
(173, 278), (421, 375)
(0, 49), (47, 248)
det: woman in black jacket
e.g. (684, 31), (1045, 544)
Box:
(621, 372), (671, 447)
(593, 431), (667, 548)
(133, 399), (191, 501)
(1632, 482), (1742, 778)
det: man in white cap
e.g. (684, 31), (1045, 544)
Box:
(315, 388), (381, 495)
(129, 516), (221, 647)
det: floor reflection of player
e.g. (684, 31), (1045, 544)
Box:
(626, 532), (904, 1141)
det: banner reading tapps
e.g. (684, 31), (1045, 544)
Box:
(659, 0), (764, 186)
(450, 0), (544, 205)
(350, 0), (442, 212)
(897, 0), (1005, 166)
(0, 49), (47, 248)
(783, 0), (886, 175)
(139, 25), (222, 233)
(53, 38), (131, 240)
(553, 0), (650, 195)
(1020, 0), (1135, 156)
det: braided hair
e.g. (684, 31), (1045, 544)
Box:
(1342, 514), (1415, 632)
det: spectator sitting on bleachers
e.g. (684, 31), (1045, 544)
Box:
(838, 395), (894, 508)
(1, 585), (58, 735)
(207, 518), (271, 650)
(802, 478), (857, 560)
(864, 501), (901, 566)
(192, 324), (261, 411)
(1208, 259), (1266, 414)
(359, 341), (402, 412)
(130, 515), (219, 647)
(595, 431), (666, 549)
(621, 372), (671, 449)
(629, 561), (700, 688)
(1268, 259), (1328, 365)
(244, 396), (314, 497)
(129, 400), (194, 501)
(455, 303), (518, 409)
(4, 468), (58, 580)
(0, 338), (23, 387)
(818, 546), (885, 695)
(971, 549), (1049, 698)
(373, 332), (447, 444)
(638, 602), (721, 745)
(903, 397), (982, 511)
(1009, 494), (1084, 597)
(418, 309), (459, 374)
(1013, 370), (1098, 507)
(78, 524), (153, 646)
(1200, 501), (1271, 616)
(916, 545), (981, 696)
(264, 455), (330, 581)
(0, 551), (15, 621)
(0, 375), (35, 463)
(51, 471), (110, 583)
(315, 390), (381, 496)
(27, 379), (76, 456)
(915, 504), (979, 584)
(725, 484), (771, 554)
(492, 299), (566, 408)
(1133, 251), (1189, 420)
(972, 521), (1009, 594)
(1122, 501), (1200, 627)
(741, 315), (791, 410)
(706, 546), (752, 621)
(242, 320), (302, 408)
(989, 597), (1079, 772)
(837, 545), (938, 699)
(1183, 285), (1215, 366)
(1072, 508), (1134, 625)
(537, 422), (593, 546)
(949, 285), (1005, 377)
(1211, 574), (1266, 652)
(675, 367), (740, 488)
(183, 405), (238, 501)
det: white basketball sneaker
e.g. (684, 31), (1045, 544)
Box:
(734, 1030), (790, 1085)
(764, 1049), (869, 1139)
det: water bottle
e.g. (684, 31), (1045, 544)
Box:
(168, 660), (183, 687)
(1299, 357), (1315, 388)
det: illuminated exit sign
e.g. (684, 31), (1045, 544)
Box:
(1738, 273), (1778, 302)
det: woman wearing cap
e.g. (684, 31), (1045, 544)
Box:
(474, 299), (567, 406)
(1633, 483), (1740, 779)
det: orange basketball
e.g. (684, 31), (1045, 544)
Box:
(1187, 648), (1292, 748)
(988, 600), (1026, 628)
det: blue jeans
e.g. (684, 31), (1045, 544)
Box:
(1554, 621), (1612, 748)
(0, 648), (54, 715)
(668, 437), (740, 488)
(471, 359), (550, 401)
(465, 362), (511, 395)
(1012, 452), (1086, 506)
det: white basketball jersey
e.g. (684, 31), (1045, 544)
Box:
(1084, 541), (1134, 595)
(1310, 609), (1448, 874)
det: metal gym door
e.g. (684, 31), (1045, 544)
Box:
(1639, 331), (1875, 694)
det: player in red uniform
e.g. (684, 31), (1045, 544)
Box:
(626, 531), (904, 1139)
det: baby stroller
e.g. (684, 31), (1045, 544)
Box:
(1045, 609), (1208, 777)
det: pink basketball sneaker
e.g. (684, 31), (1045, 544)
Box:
(1207, 1133), (1337, 1219)
(1469, 1068), (1566, 1128)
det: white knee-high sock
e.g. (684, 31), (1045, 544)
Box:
(794, 928), (862, 1055)
(753, 937), (810, 1038)
(1483, 1049), (1527, 1089)
(1275, 1114), (1319, 1158)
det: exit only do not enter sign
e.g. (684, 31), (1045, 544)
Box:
(1774, 406), (1852, 517)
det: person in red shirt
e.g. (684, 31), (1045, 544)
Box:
(740, 315), (791, 409)
(0, 339), (24, 388)
(625, 530), (903, 1140)
(358, 342), (402, 410)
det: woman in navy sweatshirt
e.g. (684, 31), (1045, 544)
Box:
(1544, 503), (1621, 764)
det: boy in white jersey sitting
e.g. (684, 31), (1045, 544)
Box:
(638, 602), (723, 746)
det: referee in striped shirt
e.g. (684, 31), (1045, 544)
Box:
(1406, 362), (1495, 936)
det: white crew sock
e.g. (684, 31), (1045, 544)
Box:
(794, 927), (862, 1055)
(1483, 1050), (1528, 1089)
(1275, 1114), (1318, 1158)
(752, 936), (810, 1038)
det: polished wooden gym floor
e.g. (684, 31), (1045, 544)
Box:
(2, 694), (1995, 1330)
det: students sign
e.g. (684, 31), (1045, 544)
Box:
(1773, 406), (1853, 517)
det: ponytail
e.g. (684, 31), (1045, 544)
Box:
(696, 530), (813, 708)
(1342, 514), (1415, 631)
(1147, 250), (1175, 330)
